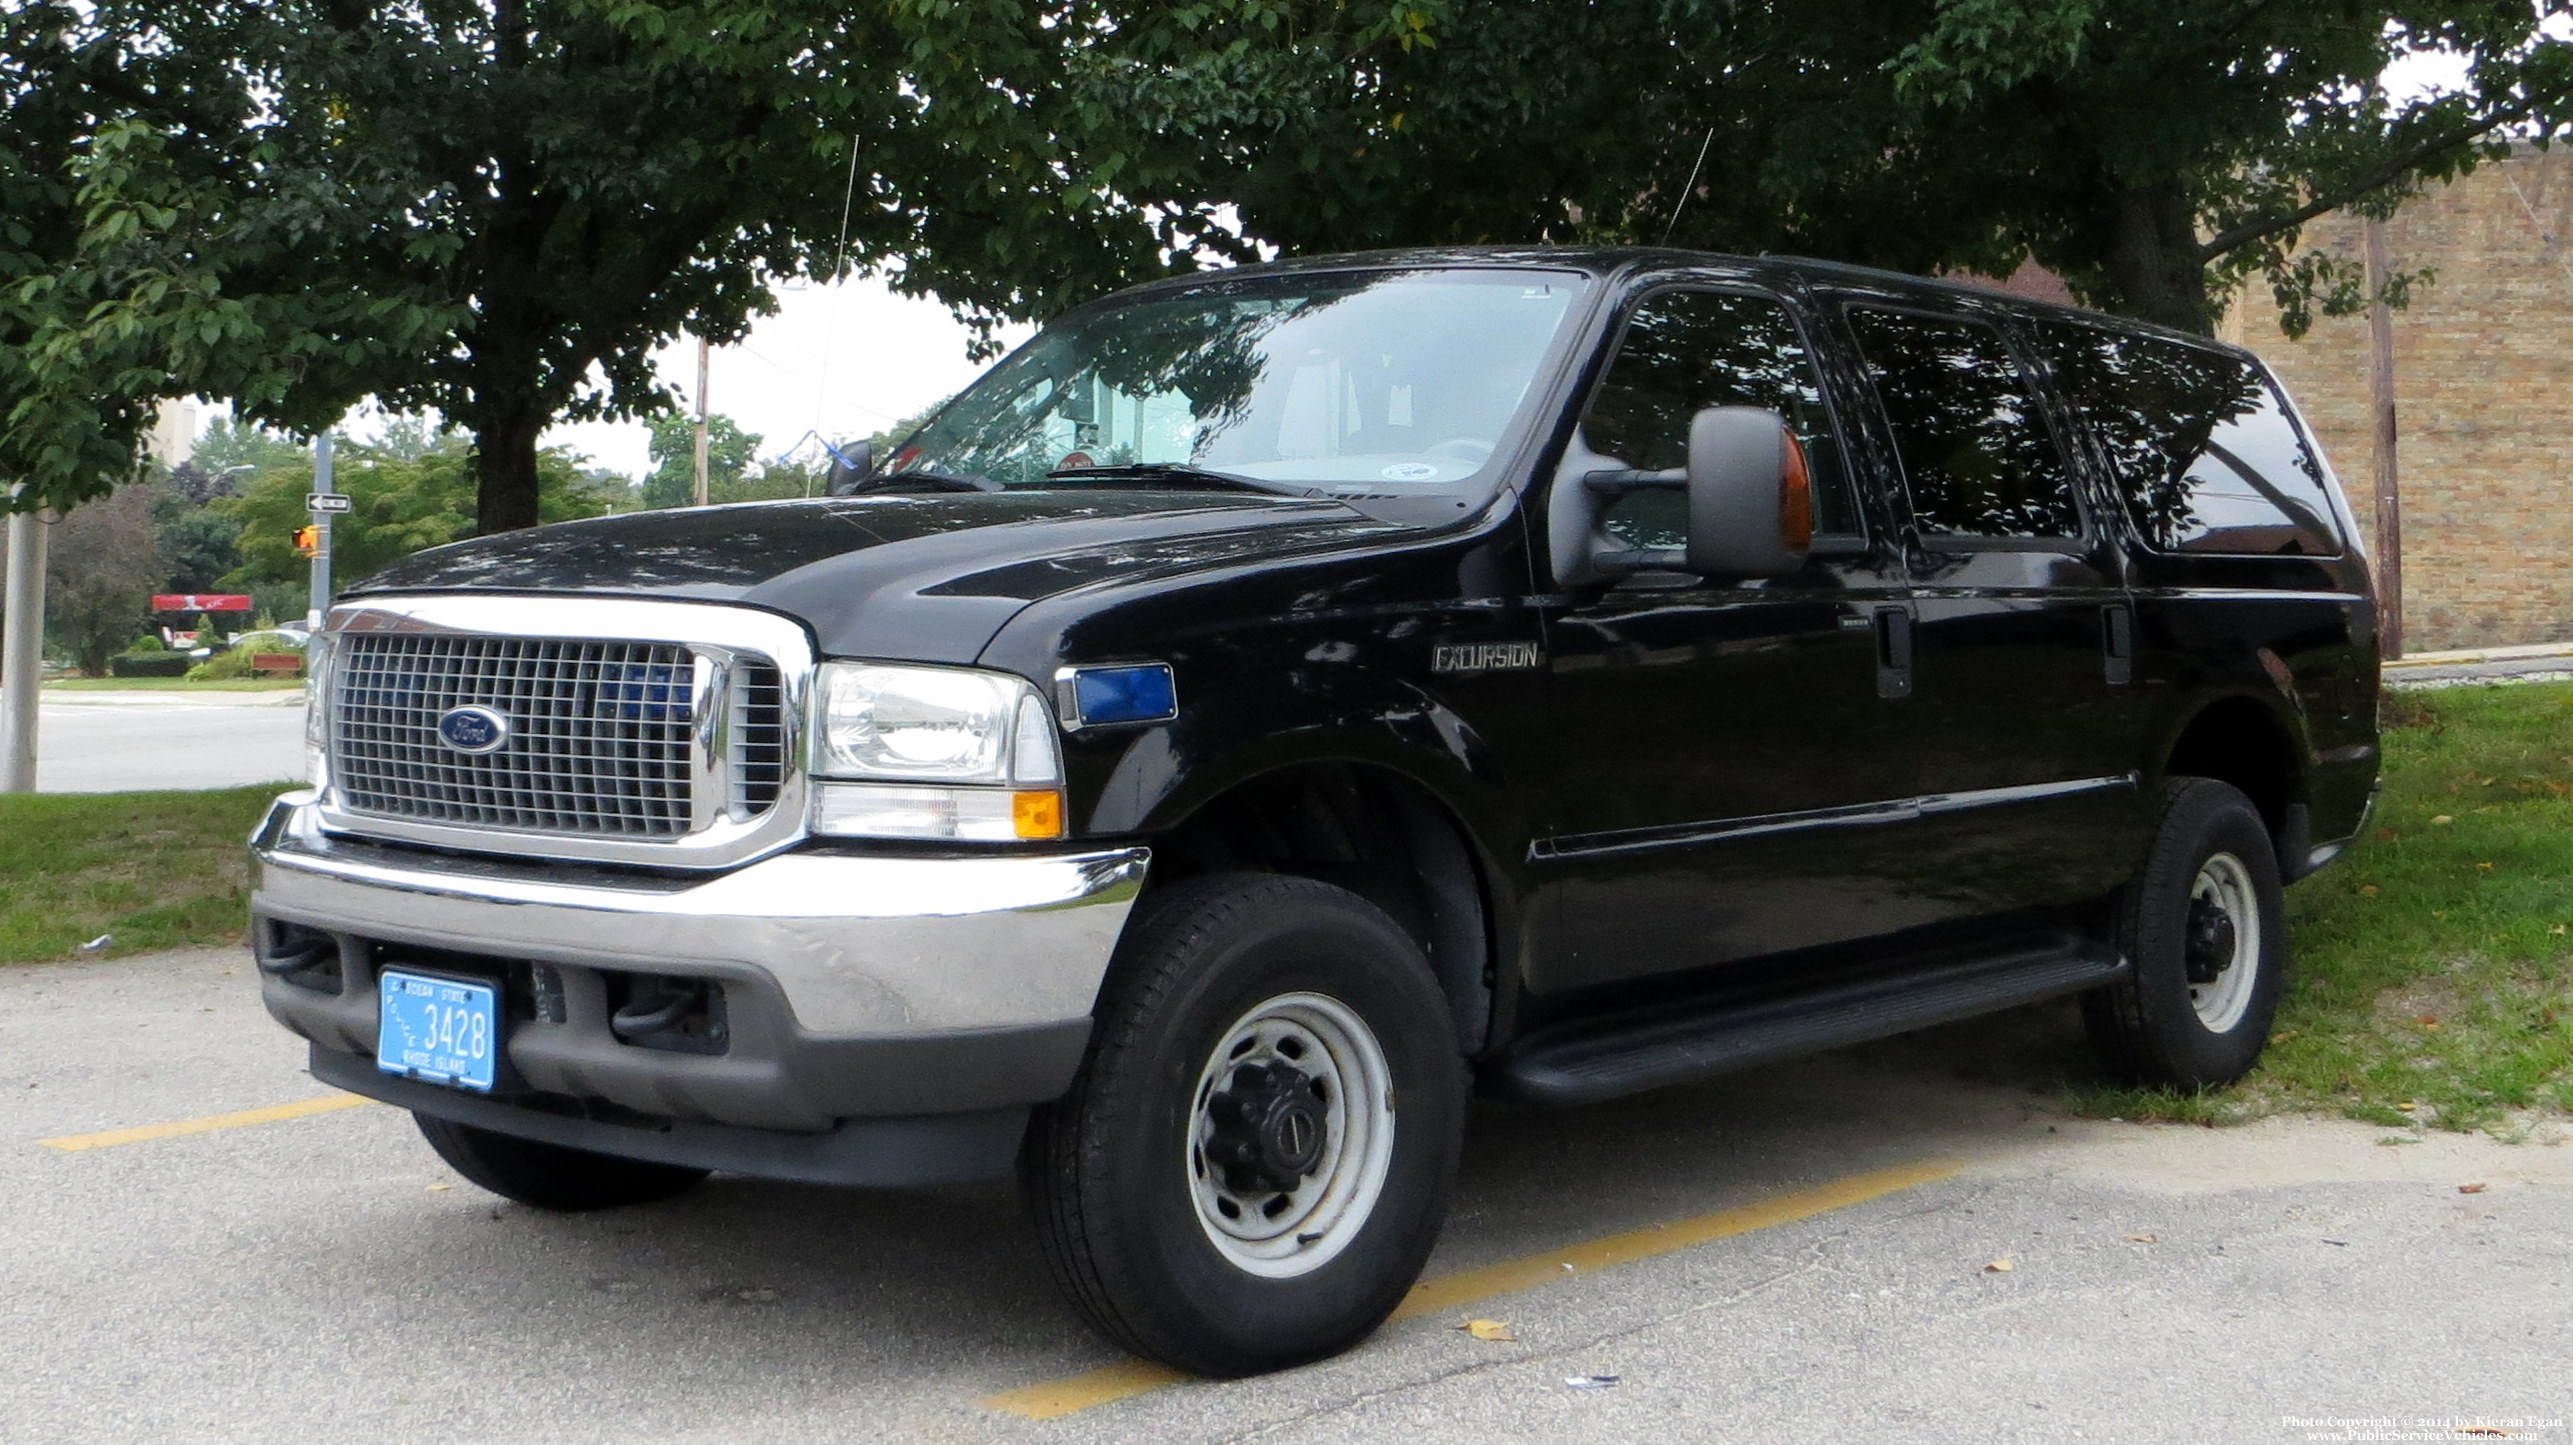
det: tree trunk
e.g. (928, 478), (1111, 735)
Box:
(2098, 181), (2216, 335)
(472, 404), (546, 536)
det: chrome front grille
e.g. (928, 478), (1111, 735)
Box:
(729, 661), (787, 816)
(331, 633), (781, 841)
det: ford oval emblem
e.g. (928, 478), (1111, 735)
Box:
(435, 705), (511, 755)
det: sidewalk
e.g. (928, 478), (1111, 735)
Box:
(38, 687), (306, 709)
(2383, 640), (2573, 686)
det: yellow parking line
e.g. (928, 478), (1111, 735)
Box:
(982, 1157), (1961, 1420)
(37, 1094), (376, 1152)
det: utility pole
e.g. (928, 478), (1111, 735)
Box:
(692, 336), (712, 507)
(1, 491), (48, 793)
(2364, 217), (2405, 661)
(307, 431), (336, 630)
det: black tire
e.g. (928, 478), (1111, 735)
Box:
(2083, 777), (2288, 1089)
(414, 1114), (709, 1211)
(1022, 873), (1467, 1377)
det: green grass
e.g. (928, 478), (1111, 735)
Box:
(2089, 681), (2573, 1133)
(46, 677), (304, 692)
(0, 785), (291, 963)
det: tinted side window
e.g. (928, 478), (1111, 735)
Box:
(1579, 290), (1856, 549)
(2035, 324), (2341, 557)
(1846, 308), (2082, 540)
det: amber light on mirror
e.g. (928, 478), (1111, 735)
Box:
(1780, 432), (1816, 551)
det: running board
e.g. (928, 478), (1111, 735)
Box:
(1491, 941), (2128, 1106)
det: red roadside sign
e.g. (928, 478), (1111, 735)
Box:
(150, 594), (254, 612)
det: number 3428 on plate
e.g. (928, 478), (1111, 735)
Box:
(377, 970), (499, 1093)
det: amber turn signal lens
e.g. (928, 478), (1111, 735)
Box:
(1012, 789), (1065, 840)
(1779, 432), (1815, 551)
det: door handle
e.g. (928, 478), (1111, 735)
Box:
(1873, 605), (1913, 699)
(2102, 603), (2134, 687)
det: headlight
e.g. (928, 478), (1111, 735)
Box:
(303, 632), (334, 791)
(808, 662), (1064, 841)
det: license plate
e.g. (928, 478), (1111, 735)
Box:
(377, 970), (499, 1092)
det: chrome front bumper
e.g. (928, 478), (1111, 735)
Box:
(250, 795), (1147, 1147)
(252, 793), (1147, 1036)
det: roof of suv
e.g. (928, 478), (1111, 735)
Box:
(1114, 244), (2241, 357)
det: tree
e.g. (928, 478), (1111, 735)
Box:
(641, 412), (760, 510)
(153, 488), (246, 595)
(1, 6), (452, 517)
(4, 2), (1439, 528)
(1188, 0), (2572, 334)
(189, 419), (309, 481)
(43, 484), (164, 676)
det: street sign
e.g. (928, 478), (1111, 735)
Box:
(306, 493), (352, 514)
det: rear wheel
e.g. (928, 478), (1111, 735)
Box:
(2084, 778), (2287, 1089)
(414, 1114), (708, 1211)
(1022, 874), (1465, 1377)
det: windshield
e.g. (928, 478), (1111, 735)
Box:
(891, 268), (1587, 499)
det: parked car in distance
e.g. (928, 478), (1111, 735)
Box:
(249, 247), (2380, 1377)
(227, 627), (312, 652)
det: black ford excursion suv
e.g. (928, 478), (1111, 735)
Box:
(252, 248), (2379, 1376)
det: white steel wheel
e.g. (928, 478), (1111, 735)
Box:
(1185, 991), (1396, 1279)
(2184, 852), (2263, 1033)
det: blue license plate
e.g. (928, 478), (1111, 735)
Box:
(377, 970), (499, 1092)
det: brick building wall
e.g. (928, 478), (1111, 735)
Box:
(2221, 146), (2573, 651)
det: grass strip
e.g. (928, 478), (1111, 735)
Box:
(2079, 681), (2573, 1133)
(0, 785), (289, 963)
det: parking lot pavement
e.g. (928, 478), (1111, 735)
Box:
(7, 949), (2569, 1445)
(33, 689), (305, 792)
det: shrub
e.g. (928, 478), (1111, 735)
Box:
(108, 653), (194, 678)
(187, 642), (304, 681)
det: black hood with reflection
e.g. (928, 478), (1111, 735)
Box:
(347, 490), (1403, 663)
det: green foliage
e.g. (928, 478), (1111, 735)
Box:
(221, 438), (611, 590)
(106, 653), (194, 678)
(185, 639), (300, 681)
(0, 1), (1449, 526)
(642, 412), (763, 509)
(43, 484), (167, 677)
(1189, 0), (2572, 333)
(1, 4), (459, 515)
(190, 419), (310, 482)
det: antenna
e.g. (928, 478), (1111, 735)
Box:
(808, 132), (865, 489)
(1660, 125), (1718, 247)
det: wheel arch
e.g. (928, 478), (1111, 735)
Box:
(1135, 755), (1511, 1057)
(2155, 690), (2305, 842)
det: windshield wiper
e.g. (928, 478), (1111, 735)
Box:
(851, 468), (1002, 495)
(1046, 463), (1326, 500)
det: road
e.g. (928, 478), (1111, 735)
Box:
(32, 688), (304, 792)
(6, 947), (2567, 1444)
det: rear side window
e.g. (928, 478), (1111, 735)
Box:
(1846, 308), (2082, 541)
(2036, 324), (2340, 557)
(1579, 289), (1858, 549)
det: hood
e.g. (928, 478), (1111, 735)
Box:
(347, 490), (1407, 663)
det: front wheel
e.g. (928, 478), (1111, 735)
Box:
(2083, 778), (2288, 1089)
(1022, 874), (1466, 1377)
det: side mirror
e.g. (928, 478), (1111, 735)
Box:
(1683, 406), (1813, 579)
(823, 439), (875, 497)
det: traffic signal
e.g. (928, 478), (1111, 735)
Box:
(293, 525), (320, 558)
